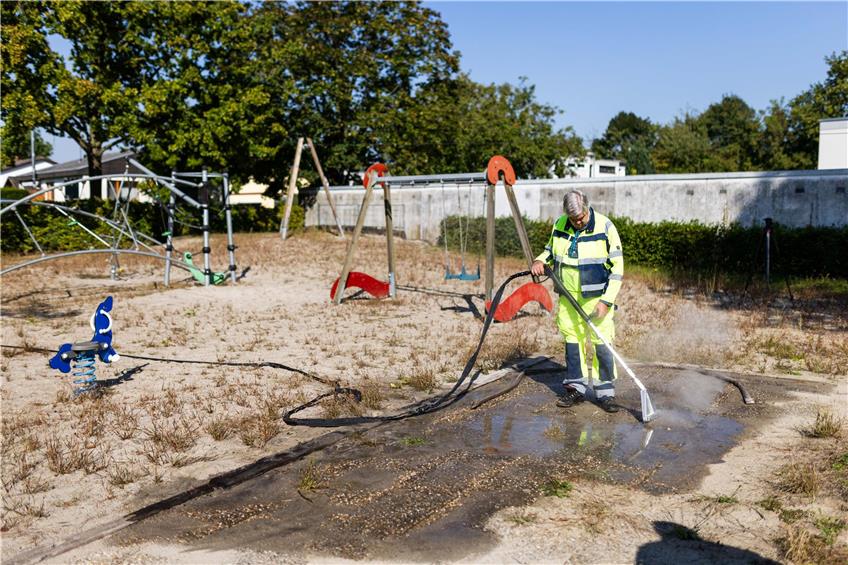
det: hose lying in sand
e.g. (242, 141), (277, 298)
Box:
(2, 270), (536, 427)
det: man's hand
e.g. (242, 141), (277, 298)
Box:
(531, 260), (546, 277)
(590, 302), (610, 320)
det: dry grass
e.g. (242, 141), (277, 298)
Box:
(801, 411), (843, 439)
(107, 461), (143, 488)
(408, 366), (438, 392)
(359, 380), (385, 410)
(776, 460), (820, 498)
(237, 405), (280, 447)
(776, 523), (848, 564)
(205, 415), (234, 441)
(476, 327), (538, 372)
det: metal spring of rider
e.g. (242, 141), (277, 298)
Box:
(72, 351), (98, 393)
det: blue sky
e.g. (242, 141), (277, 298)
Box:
(427, 1), (847, 142)
(45, 1), (847, 162)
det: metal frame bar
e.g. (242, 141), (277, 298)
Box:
(0, 199), (162, 252)
(1, 249), (196, 277)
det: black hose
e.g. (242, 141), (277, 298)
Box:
(282, 270), (532, 426)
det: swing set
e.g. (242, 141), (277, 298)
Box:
(328, 156), (553, 322)
(441, 179), (482, 281)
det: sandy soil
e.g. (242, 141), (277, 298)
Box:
(1, 230), (846, 564)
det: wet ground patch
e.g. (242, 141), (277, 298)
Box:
(113, 363), (826, 562)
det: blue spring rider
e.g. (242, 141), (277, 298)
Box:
(49, 296), (120, 394)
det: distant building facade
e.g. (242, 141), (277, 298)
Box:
(230, 177), (275, 208)
(550, 152), (626, 179)
(818, 117), (848, 170)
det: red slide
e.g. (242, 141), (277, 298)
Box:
(330, 271), (390, 301)
(485, 282), (553, 322)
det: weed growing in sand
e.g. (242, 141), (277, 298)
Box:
(298, 460), (322, 492)
(400, 436), (426, 447)
(237, 403), (280, 447)
(713, 493), (739, 504)
(831, 452), (848, 472)
(505, 511), (537, 525)
(801, 410), (843, 439)
(776, 461), (820, 498)
(107, 462), (141, 488)
(815, 515), (846, 546)
(757, 496), (782, 513)
(44, 435), (75, 475)
(359, 380), (385, 410)
(776, 524), (845, 564)
(110, 406), (139, 440)
(408, 367), (437, 392)
(778, 508), (807, 524)
(541, 479), (573, 498)
(205, 415), (233, 441)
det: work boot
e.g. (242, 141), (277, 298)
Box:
(598, 397), (620, 413)
(556, 387), (584, 408)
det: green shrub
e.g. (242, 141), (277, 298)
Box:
(440, 215), (848, 279)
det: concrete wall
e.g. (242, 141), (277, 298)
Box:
(306, 169), (848, 243)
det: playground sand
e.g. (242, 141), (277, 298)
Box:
(1, 230), (846, 563)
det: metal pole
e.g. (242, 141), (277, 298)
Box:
(485, 182), (496, 302)
(164, 172), (175, 286)
(280, 137), (304, 240)
(223, 173), (237, 284)
(128, 158), (202, 208)
(201, 168), (211, 287)
(384, 182), (397, 298)
(764, 220), (771, 289)
(30, 130), (36, 187)
(14, 209), (44, 256)
(306, 137), (345, 238)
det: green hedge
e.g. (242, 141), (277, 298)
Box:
(0, 196), (303, 254)
(440, 215), (848, 279)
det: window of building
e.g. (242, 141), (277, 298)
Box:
(599, 165), (617, 174)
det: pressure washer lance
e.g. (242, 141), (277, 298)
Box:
(543, 265), (656, 423)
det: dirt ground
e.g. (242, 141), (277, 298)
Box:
(1, 230), (846, 564)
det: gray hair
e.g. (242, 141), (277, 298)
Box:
(563, 190), (588, 217)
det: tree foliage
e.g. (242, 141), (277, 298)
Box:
(2, 0), (579, 186)
(592, 111), (657, 174)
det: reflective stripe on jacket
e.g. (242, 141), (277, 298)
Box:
(535, 208), (624, 304)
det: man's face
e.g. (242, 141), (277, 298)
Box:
(569, 208), (590, 230)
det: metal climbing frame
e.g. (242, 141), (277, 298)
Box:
(0, 159), (238, 287)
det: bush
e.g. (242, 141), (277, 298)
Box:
(440, 214), (848, 279)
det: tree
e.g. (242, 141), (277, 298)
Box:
(592, 111), (657, 174)
(698, 94), (760, 171)
(252, 0), (461, 185)
(785, 51), (848, 169)
(757, 99), (798, 171)
(2, 1), (252, 178)
(651, 113), (711, 174)
(0, 127), (52, 168)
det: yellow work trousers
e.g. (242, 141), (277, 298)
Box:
(556, 294), (618, 399)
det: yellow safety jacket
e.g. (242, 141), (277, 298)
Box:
(535, 208), (624, 305)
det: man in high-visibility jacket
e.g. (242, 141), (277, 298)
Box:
(531, 190), (624, 413)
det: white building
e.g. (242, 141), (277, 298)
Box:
(551, 152), (626, 179)
(818, 117), (848, 170)
(230, 177), (276, 208)
(0, 158), (56, 188)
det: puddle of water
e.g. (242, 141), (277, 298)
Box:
(111, 366), (814, 562)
